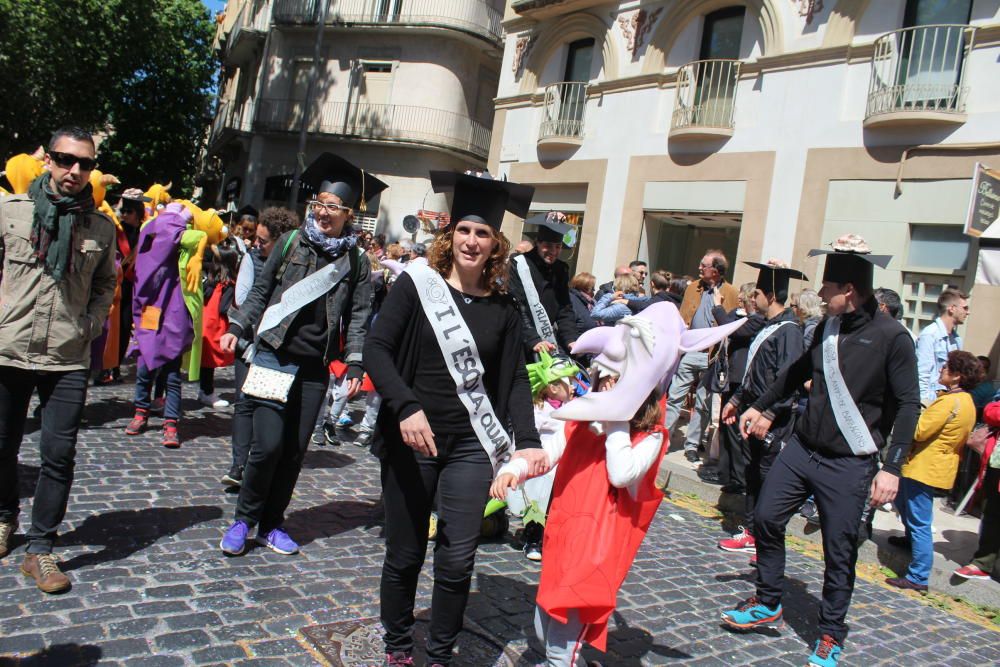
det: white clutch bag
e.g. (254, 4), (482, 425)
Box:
(242, 365), (296, 403)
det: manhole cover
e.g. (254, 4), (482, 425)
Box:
(300, 616), (517, 666)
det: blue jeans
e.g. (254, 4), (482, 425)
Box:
(134, 357), (182, 420)
(898, 476), (935, 586)
(664, 350), (709, 451)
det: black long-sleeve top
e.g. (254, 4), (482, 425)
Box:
(507, 249), (579, 355)
(731, 308), (803, 425)
(713, 306), (766, 391)
(364, 272), (541, 459)
(751, 298), (921, 475)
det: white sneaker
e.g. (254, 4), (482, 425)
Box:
(198, 392), (230, 409)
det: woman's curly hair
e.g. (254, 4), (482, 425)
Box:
(946, 350), (986, 392)
(426, 224), (511, 295)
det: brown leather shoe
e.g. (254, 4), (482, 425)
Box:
(21, 553), (71, 593)
(0, 521), (15, 558)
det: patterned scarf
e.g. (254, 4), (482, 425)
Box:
(28, 173), (95, 281)
(302, 212), (357, 259)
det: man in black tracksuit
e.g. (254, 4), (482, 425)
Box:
(508, 219), (578, 358)
(718, 263), (806, 555)
(720, 238), (920, 667)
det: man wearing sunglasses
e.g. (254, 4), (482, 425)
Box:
(0, 126), (116, 593)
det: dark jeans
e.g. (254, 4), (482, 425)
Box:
(0, 366), (89, 554)
(135, 357), (182, 420)
(230, 357), (252, 470)
(380, 435), (493, 665)
(745, 433), (781, 532)
(753, 436), (877, 644)
(234, 364), (328, 531)
(718, 389), (748, 491)
(971, 466), (1000, 577)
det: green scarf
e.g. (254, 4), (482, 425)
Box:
(28, 173), (95, 281)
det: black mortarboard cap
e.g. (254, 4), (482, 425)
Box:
(430, 171), (534, 230)
(300, 152), (388, 212)
(535, 218), (573, 245)
(808, 235), (892, 290)
(744, 262), (807, 301)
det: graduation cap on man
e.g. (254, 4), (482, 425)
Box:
(744, 260), (808, 303)
(429, 170), (534, 229)
(301, 152), (388, 212)
(808, 234), (892, 291)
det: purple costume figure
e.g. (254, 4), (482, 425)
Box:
(125, 203), (193, 447)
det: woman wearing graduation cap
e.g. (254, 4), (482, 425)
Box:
(217, 152), (382, 557)
(364, 171), (547, 667)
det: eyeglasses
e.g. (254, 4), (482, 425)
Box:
(48, 151), (98, 172)
(308, 200), (351, 214)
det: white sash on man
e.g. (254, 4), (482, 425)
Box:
(514, 255), (558, 347)
(742, 320), (796, 383)
(255, 252), (351, 337)
(823, 316), (878, 455)
(407, 263), (513, 472)
(234, 251), (255, 307)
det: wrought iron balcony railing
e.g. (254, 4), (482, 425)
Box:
(209, 100), (254, 146)
(254, 97), (492, 160)
(224, 0), (269, 62)
(865, 24), (977, 125)
(538, 81), (587, 145)
(272, 0), (502, 46)
(671, 59), (741, 137)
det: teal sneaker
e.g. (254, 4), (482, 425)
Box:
(807, 634), (842, 667)
(720, 596), (782, 630)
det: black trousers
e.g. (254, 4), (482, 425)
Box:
(380, 435), (493, 665)
(971, 466), (1000, 577)
(234, 364), (328, 531)
(745, 433), (782, 532)
(753, 436), (877, 644)
(0, 366), (89, 554)
(718, 389), (748, 491)
(230, 357), (253, 470)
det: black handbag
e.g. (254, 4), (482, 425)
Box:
(702, 338), (730, 393)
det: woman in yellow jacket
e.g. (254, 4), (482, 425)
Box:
(887, 350), (984, 592)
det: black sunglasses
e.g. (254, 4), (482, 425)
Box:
(48, 150), (98, 172)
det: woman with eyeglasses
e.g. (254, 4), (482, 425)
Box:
(217, 154), (383, 556)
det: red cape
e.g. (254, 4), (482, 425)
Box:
(536, 419), (667, 651)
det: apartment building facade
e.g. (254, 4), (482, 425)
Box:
(490, 0), (1000, 357)
(204, 0), (505, 238)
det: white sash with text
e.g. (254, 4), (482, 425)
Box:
(822, 317), (878, 456)
(513, 255), (558, 348)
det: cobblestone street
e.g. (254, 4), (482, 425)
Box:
(1, 370), (998, 666)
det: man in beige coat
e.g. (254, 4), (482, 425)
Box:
(0, 127), (116, 593)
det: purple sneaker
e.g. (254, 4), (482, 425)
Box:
(255, 527), (299, 555)
(220, 521), (250, 555)
(385, 652), (414, 666)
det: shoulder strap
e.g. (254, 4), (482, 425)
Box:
(275, 229), (300, 282)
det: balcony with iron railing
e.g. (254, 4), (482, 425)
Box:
(225, 1), (270, 64)
(864, 24), (977, 128)
(537, 81), (587, 148)
(272, 0), (503, 48)
(670, 59), (741, 139)
(254, 97), (492, 160)
(208, 100), (255, 149)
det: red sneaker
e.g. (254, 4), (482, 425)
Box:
(125, 409), (148, 436)
(749, 554), (758, 567)
(953, 565), (990, 580)
(719, 526), (756, 553)
(162, 420), (180, 449)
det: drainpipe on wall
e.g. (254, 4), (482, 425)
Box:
(288, 0), (332, 208)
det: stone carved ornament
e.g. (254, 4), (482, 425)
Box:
(617, 7), (663, 57)
(512, 33), (538, 76)
(796, 0), (824, 24)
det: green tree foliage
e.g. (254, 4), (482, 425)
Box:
(0, 0), (216, 195)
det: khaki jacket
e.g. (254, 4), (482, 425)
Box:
(0, 193), (117, 370)
(679, 279), (739, 327)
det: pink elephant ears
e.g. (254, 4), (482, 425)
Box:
(678, 317), (747, 353)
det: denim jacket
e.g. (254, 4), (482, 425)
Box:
(915, 317), (962, 405)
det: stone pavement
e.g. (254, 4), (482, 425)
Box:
(1, 369), (998, 666)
